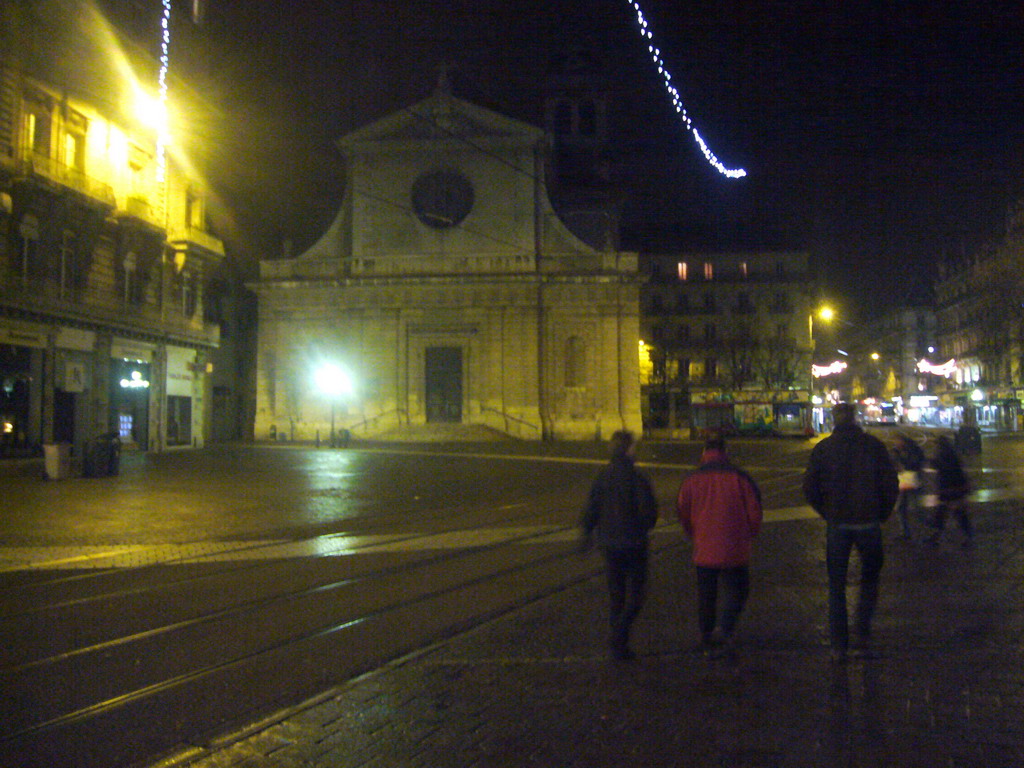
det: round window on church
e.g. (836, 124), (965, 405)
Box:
(411, 169), (474, 229)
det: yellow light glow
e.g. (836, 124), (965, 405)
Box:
(818, 306), (834, 322)
(134, 86), (168, 131)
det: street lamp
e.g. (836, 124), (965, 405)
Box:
(809, 305), (835, 383)
(808, 305), (836, 432)
(314, 362), (355, 447)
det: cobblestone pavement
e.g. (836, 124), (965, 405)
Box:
(149, 498), (1024, 768)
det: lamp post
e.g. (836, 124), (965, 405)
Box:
(808, 305), (835, 432)
(314, 362), (354, 447)
(809, 305), (834, 388)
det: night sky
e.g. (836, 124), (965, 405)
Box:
(162, 0), (1023, 316)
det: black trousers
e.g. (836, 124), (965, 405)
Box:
(604, 547), (649, 650)
(695, 565), (750, 642)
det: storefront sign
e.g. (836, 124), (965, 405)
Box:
(56, 328), (95, 352)
(0, 323), (47, 349)
(120, 370), (150, 388)
(111, 338), (154, 363)
(166, 345), (196, 397)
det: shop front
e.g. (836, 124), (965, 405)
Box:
(0, 322), (46, 457)
(166, 346), (196, 448)
(110, 339), (154, 451)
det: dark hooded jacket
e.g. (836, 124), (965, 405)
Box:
(803, 423), (898, 525)
(581, 455), (659, 550)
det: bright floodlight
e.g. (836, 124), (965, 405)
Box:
(818, 306), (834, 322)
(134, 85), (168, 130)
(314, 363), (354, 398)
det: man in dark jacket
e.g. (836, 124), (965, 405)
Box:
(581, 430), (659, 660)
(803, 403), (898, 662)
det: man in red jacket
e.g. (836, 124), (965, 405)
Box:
(677, 433), (763, 657)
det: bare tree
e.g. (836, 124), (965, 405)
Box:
(755, 336), (803, 391)
(722, 330), (759, 390)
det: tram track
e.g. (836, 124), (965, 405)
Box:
(0, 517), (600, 768)
(0, 480), (583, 605)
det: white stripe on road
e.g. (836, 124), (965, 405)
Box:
(0, 506), (822, 571)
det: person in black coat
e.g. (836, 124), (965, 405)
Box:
(925, 434), (973, 547)
(803, 403), (898, 662)
(580, 430), (659, 660)
(892, 433), (926, 540)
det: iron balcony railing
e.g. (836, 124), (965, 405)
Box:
(20, 151), (115, 207)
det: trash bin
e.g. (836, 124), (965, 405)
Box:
(43, 442), (72, 480)
(83, 432), (121, 477)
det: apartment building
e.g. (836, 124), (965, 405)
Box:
(0, 10), (224, 458)
(640, 250), (817, 437)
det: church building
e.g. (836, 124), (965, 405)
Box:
(252, 82), (641, 441)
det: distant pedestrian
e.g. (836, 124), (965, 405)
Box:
(892, 433), (926, 541)
(803, 403), (898, 663)
(580, 430), (659, 661)
(924, 434), (973, 548)
(676, 434), (762, 657)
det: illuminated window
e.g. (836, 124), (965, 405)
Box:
(64, 110), (87, 172)
(129, 144), (153, 199)
(64, 131), (84, 172)
(23, 90), (52, 157)
(704, 262), (713, 280)
(677, 261), (688, 281)
(185, 187), (205, 229)
(740, 262), (748, 277)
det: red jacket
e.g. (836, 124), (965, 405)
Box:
(676, 449), (763, 567)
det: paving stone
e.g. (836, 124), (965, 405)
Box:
(150, 501), (1024, 768)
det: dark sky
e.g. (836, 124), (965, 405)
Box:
(166, 0), (1023, 316)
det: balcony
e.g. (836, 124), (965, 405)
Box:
(117, 195), (166, 234)
(20, 152), (115, 208)
(169, 224), (226, 259)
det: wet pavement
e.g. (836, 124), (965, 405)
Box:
(146, 495), (1024, 768)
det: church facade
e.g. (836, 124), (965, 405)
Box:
(252, 87), (641, 441)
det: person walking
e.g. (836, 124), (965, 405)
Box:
(676, 434), (763, 658)
(892, 433), (926, 541)
(925, 434), (974, 548)
(580, 430), (659, 661)
(803, 403), (898, 663)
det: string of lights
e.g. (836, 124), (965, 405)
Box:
(626, 1), (746, 179)
(155, 0), (171, 183)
